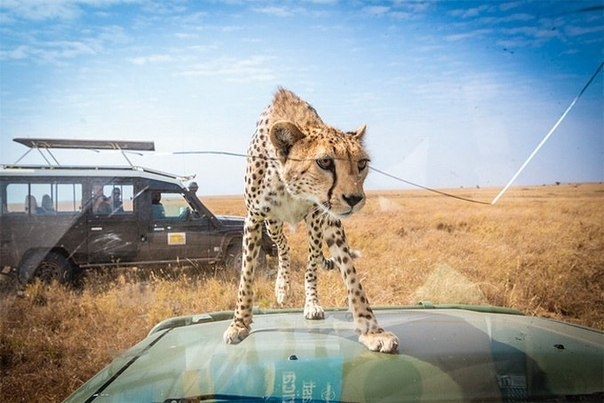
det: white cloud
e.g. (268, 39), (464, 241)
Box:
(304, 0), (338, 4)
(363, 6), (390, 16)
(478, 12), (534, 25)
(387, 11), (414, 20)
(449, 5), (492, 19)
(498, 2), (523, 12)
(360, 3), (428, 20)
(565, 24), (604, 37)
(178, 55), (277, 83)
(95, 24), (131, 45)
(175, 32), (198, 40)
(0, 39), (98, 63)
(395, 1), (431, 14)
(445, 28), (493, 42)
(129, 53), (174, 65)
(252, 6), (295, 17)
(502, 25), (563, 46)
(0, 0), (81, 21)
(0, 45), (30, 60)
(0, 0), (143, 21)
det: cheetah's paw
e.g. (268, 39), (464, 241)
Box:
(359, 330), (399, 354)
(275, 278), (290, 305)
(223, 321), (250, 344)
(304, 302), (325, 320)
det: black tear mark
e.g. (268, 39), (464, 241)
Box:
(326, 162), (337, 203)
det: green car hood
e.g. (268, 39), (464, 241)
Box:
(65, 306), (603, 402)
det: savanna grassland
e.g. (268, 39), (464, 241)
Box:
(1, 183), (603, 401)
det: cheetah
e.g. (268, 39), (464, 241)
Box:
(223, 88), (399, 354)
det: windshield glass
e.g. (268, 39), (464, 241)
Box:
(0, 1), (602, 402)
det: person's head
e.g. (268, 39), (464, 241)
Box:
(25, 195), (38, 213)
(93, 184), (104, 197)
(41, 194), (53, 209)
(112, 187), (121, 201)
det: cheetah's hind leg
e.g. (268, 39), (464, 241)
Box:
(265, 219), (291, 305)
(320, 249), (361, 271)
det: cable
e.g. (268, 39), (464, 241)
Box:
(491, 61), (604, 205)
(172, 150), (249, 158)
(368, 166), (491, 205)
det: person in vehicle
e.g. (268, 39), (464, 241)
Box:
(25, 195), (44, 215)
(111, 187), (124, 213)
(188, 182), (199, 195)
(41, 194), (56, 214)
(187, 182), (202, 218)
(92, 184), (111, 214)
(151, 192), (165, 218)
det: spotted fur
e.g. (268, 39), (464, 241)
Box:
(223, 88), (398, 353)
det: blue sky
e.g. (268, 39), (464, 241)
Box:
(1, 0), (602, 195)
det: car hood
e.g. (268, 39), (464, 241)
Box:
(214, 215), (244, 227)
(65, 305), (603, 402)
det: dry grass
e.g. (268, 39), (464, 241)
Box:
(1, 183), (603, 401)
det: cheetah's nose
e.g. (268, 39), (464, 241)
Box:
(343, 194), (364, 207)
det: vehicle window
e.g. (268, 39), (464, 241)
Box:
(55, 183), (82, 213)
(151, 192), (190, 219)
(4, 182), (83, 215)
(91, 182), (134, 215)
(5, 183), (31, 214)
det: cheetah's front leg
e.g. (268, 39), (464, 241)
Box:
(324, 218), (399, 354)
(223, 215), (262, 344)
(303, 211), (327, 319)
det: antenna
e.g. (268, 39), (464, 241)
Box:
(491, 61), (603, 205)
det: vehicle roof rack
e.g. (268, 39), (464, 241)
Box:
(12, 138), (155, 167)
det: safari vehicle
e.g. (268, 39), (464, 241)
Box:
(64, 305), (603, 402)
(0, 138), (276, 284)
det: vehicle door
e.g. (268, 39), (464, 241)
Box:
(139, 189), (217, 263)
(86, 179), (140, 265)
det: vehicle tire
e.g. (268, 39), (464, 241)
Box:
(224, 243), (243, 273)
(19, 250), (78, 285)
(223, 241), (268, 275)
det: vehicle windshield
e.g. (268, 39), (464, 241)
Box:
(0, 1), (601, 402)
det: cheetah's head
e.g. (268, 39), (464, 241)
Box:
(270, 120), (370, 218)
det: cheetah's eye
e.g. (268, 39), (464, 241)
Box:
(358, 159), (369, 171)
(316, 158), (334, 170)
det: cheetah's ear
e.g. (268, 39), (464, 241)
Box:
(269, 120), (306, 164)
(349, 124), (366, 141)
